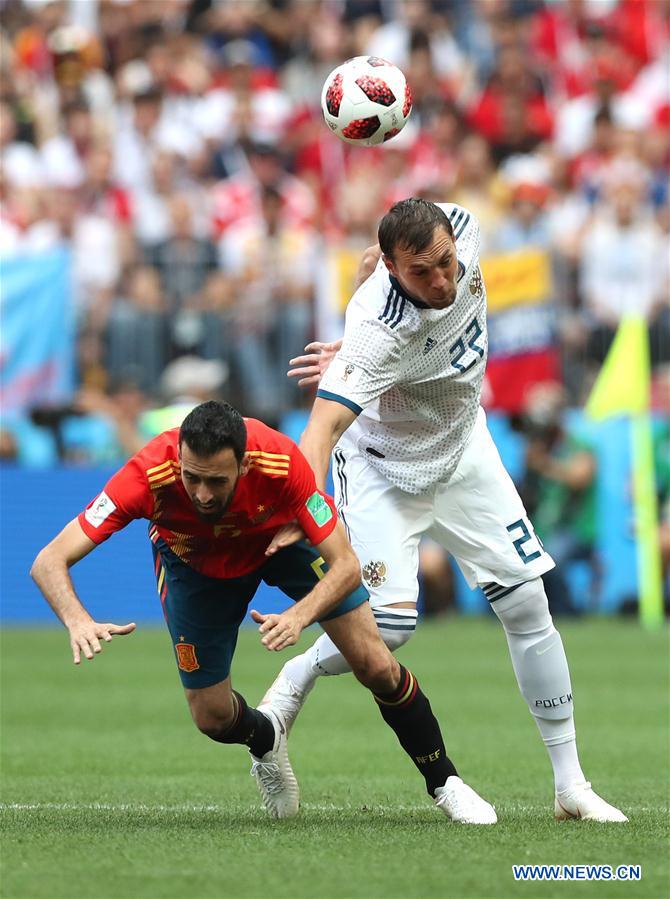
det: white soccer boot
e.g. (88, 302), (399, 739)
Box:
(249, 708), (299, 819)
(434, 776), (497, 824)
(259, 670), (313, 735)
(554, 781), (628, 822)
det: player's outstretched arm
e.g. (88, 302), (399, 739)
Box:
(251, 521), (361, 652)
(30, 519), (136, 664)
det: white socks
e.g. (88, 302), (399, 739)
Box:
(491, 578), (586, 792)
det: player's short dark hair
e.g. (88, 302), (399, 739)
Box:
(179, 401), (247, 463)
(378, 198), (453, 260)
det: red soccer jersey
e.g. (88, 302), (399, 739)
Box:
(78, 419), (338, 578)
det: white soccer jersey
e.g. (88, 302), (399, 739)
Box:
(318, 203), (487, 494)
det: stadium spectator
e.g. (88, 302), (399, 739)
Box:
(578, 168), (668, 367)
(0, 183), (60, 254)
(196, 37), (292, 164)
(106, 266), (169, 392)
(553, 51), (643, 161)
(131, 149), (179, 246)
(280, 8), (352, 109)
(40, 99), (94, 189)
(61, 379), (149, 465)
(144, 193), (221, 356)
(402, 99), (463, 199)
(520, 383), (598, 616)
(365, 0), (470, 98)
(448, 131), (502, 252)
(485, 156), (561, 413)
(402, 35), (456, 125)
(140, 355), (230, 437)
(219, 184), (319, 418)
(113, 86), (202, 194)
(492, 159), (553, 252)
(570, 106), (617, 200)
(468, 42), (553, 164)
(211, 139), (316, 237)
(0, 98), (44, 190)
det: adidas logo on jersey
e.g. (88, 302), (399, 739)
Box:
(423, 337), (437, 355)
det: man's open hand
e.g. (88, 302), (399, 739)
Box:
(287, 340), (342, 387)
(250, 607), (306, 652)
(67, 619), (136, 664)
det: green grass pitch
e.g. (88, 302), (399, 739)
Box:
(1, 617), (668, 899)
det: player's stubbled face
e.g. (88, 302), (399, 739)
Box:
(386, 226), (459, 309)
(180, 444), (249, 522)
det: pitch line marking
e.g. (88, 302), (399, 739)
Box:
(0, 802), (662, 814)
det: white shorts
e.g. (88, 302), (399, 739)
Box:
(332, 407), (555, 608)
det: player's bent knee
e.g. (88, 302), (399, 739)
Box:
(491, 578), (552, 634)
(351, 649), (398, 693)
(188, 693), (237, 739)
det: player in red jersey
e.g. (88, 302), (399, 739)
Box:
(31, 401), (490, 821)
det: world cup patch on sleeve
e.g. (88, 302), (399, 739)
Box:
(306, 491), (333, 527)
(337, 360), (361, 385)
(84, 491), (117, 528)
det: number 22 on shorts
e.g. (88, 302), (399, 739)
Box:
(506, 518), (543, 563)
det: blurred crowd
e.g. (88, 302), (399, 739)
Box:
(1, 0), (668, 611)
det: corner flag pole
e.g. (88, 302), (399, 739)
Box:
(585, 315), (663, 629)
(631, 413), (663, 628)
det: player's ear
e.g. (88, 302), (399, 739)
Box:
(240, 453), (251, 477)
(382, 254), (397, 277)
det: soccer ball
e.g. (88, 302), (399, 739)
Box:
(321, 56), (412, 147)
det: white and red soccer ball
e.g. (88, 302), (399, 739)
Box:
(321, 56), (412, 147)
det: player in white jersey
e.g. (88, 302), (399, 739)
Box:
(260, 199), (627, 823)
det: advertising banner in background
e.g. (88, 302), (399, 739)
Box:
(0, 248), (74, 414)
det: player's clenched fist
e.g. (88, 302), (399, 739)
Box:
(250, 608), (306, 652)
(67, 618), (136, 664)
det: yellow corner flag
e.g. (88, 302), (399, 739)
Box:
(585, 316), (649, 419)
(585, 315), (663, 628)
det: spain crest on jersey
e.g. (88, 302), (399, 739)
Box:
(175, 642), (200, 672)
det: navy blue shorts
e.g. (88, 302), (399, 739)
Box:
(151, 533), (368, 689)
